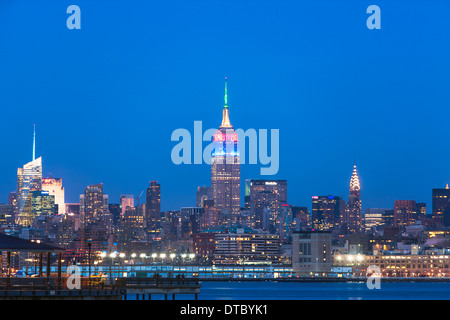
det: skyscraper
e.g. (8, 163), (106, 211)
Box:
(311, 195), (345, 231)
(250, 180), (288, 230)
(80, 184), (105, 225)
(394, 200), (418, 229)
(343, 165), (363, 233)
(432, 185), (450, 227)
(120, 194), (135, 218)
(146, 180), (161, 232)
(16, 125), (42, 226)
(42, 178), (65, 215)
(196, 186), (211, 208)
(211, 78), (241, 220)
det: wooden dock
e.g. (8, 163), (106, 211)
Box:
(116, 277), (201, 300)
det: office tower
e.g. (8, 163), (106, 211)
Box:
(311, 196), (345, 231)
(292, 206), (311, 231)
(244, 179), (251, 210)
(42, 178), (65, 214)
(16, 127), (42, 226)
(179, 207), (203, 239)
(55, 214), (76, 248)
(80, 184), (105, 225)
(211, 78), (241, 219)
(196, 186), (212, 208)
(278, 204), (293, 240)
(146, 181), (161, 232)
(365, 208), (389, 232)
(8, 192), (17, 218)
(432, 185), (450, 227)
(416, 202), (427, 221)
(65, 203), (80, 216)
(118, 206), (146, 242)
(31, 190), (56, 219)
(120, 194), (134, 217)
(250, 180), (287, 229)
(394, 200), (418, 229)
(0, 204), (15, 225)
(292, 231), (332, 277)
(201, 199), (219, 229)
(382, 209), (395, 227)
(343, 165), (363, 233)
(108, 203), (121, 225)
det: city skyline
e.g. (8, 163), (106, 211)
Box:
(4, 123), (449, 215)
(1, 0), (449, 212)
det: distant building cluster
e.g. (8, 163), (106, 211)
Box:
(2, 81), (450, 279)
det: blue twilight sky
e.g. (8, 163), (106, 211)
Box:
(0, 0), (449, 212)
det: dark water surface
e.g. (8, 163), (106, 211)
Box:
(126, 281), (450, 300)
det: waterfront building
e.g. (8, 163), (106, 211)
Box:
(364, 254), (450, 277)
(292, 231), (332, 277)
(213, 230), (282, 264)
(211, 78), (241, 220)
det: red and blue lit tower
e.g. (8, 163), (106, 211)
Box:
(211, 78), (241, 221)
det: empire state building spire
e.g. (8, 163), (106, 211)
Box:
(220, 77), (233, 129)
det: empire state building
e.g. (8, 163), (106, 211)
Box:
(211, 78), (241, 220)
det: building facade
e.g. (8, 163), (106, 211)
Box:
(250, 180), (287, 230)
(292, 231), (332, 276)
(211, 78), (241, 220)
(42, 178), (65, 215)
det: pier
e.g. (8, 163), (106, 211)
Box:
(116, 277), (201, 300)
(0, 277), (123, 300)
